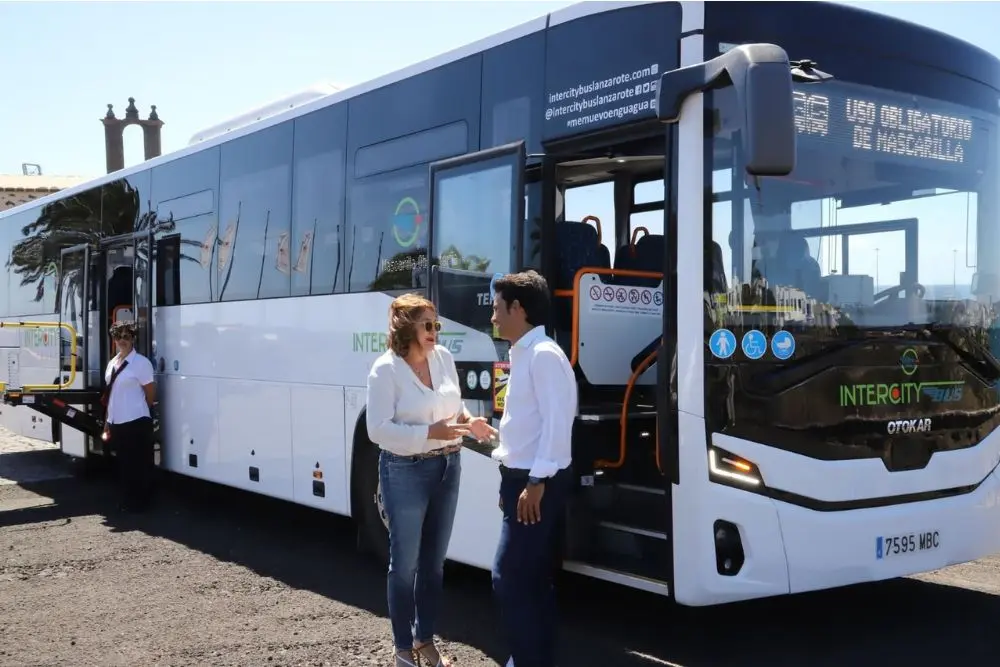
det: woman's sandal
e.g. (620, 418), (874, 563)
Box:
(414, 641), (451, 666)
(395, 649), (420, 667)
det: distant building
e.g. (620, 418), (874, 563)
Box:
(1, 175), (90, 211)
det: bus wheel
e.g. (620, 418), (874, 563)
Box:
(354, 437), (389, 567)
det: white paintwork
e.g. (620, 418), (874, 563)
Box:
(149, 293), (504, 570)
(576, 272), (661, 386)
(671, 412), (1000, 605)
(447, 448), (503, 568)
(679, 0), (705, 33)
(188, 83), (346, 145)
(673, 32), (705, 417)
(715, 431), (1000, 503)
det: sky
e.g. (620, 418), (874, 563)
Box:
(1, 0), (998, 294)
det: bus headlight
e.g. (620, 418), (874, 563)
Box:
(708, 447), (763, 487)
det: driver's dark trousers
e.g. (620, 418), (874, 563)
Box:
(109, 416), (154, 510)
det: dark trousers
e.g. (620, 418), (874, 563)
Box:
(492, 465), (571, 667)
(109, 416), (154, 510)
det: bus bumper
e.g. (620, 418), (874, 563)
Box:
(777, 466), (1000, 595)
(673, 465), (1000, 606)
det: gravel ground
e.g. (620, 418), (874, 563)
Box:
(3, 426), (1000, 667)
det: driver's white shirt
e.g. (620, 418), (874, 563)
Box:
(104, 349), (155, 424)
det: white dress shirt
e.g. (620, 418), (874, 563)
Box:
(104, 349), (155, 424)
(492, 325), (577, 479)
(366, 344), (467, 457)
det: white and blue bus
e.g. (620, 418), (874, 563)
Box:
(2, 1), (1000, 606)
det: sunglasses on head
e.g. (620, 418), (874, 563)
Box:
(421, 320), (442, 333)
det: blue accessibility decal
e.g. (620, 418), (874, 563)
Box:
(770, 330), (795, 361)
(741, 330), (767, 360)
(709, 329), (736, 360)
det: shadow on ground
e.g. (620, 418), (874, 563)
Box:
(3, 462), (999, 667)
(0, 447), (72, 486)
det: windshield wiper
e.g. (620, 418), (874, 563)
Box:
(920, 322), (1000, 383)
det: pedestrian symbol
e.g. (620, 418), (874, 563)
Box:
(709, 329), (736, 360)
(770, 330), (795, 360)
(742, 330), (766, 360)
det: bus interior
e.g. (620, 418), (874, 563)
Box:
(534, 131), (675, 581)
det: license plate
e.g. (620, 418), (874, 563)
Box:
(876, 531), (940, 559)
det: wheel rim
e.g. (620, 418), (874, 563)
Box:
(374, 479), (389, 530)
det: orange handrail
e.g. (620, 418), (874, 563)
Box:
(552, 266), (663, 367)
(580, 215), (602, 243)
(595, 341), (660, 470)
(629, 226), (649, 255)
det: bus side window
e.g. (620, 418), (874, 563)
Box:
(156, 235), (181, 307)
(522, 181), (542, 272)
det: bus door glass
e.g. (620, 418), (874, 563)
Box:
(58, 243), (91, 387)
(100, 231), (154, 365)
(427, 141), (525, 401)
(133, 228), (154, 362)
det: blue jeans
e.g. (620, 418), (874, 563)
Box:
(492, 465), (571, 667)
(379, 448), (461, 650)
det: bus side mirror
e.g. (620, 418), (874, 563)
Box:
(656, 43), (798, 177)
(740, 61), (796, 176)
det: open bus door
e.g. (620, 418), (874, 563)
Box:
(426, 140), (525, 441)
(4, 229), (156, 461)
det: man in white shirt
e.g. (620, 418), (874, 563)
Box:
(487, 270), (576, 667)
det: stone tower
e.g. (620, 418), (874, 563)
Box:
(101, 98), (164, 174)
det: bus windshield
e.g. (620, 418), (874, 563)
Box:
(709, 78), (1000, 347)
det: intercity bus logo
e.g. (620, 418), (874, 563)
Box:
(392, 197), (424, 249)
(838, 381), (963, 407)
(838, 348), (963, 406)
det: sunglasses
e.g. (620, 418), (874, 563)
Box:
(420, 320), (442, 333)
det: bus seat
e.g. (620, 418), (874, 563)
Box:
(554, 220), (611, 292)
(614, 226), (649, 274)
(625, 233), (664, 287)
(553, 221), (610, 357)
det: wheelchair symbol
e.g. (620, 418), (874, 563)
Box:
(741, 330), (766, 360)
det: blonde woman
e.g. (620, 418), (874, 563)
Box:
(366, 293), (493, 667)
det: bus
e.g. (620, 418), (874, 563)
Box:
(2, 0), (999, 607)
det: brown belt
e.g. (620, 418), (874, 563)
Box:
(411, 443), (462, 460)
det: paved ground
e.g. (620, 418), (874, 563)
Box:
(2, 427), (1000, 667)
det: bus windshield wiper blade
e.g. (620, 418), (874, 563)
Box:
(920, 322), (1000, 382)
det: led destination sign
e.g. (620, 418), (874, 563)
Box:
(792, 81), (989, 171)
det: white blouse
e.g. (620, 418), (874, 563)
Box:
(365, 344), (467, 457)
(104, 349), (156, 425)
